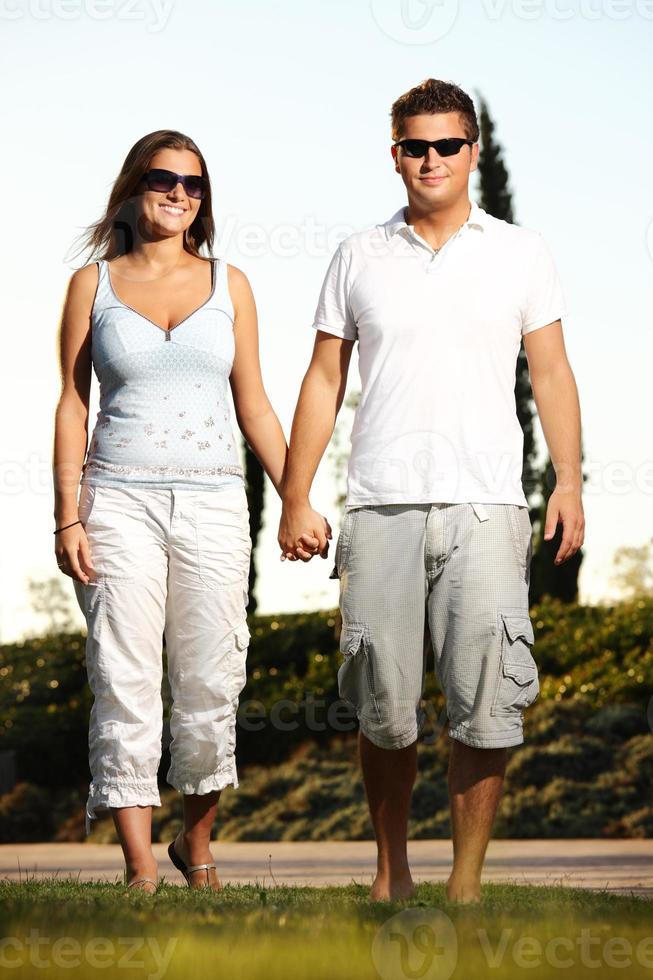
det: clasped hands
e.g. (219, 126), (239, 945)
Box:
(278, 501), (332, 563)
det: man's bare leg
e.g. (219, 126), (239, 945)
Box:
(359, 731), (418, 901)
(446, 740), (508, 903)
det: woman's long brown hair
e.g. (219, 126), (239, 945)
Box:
(67, 130), (215, 267)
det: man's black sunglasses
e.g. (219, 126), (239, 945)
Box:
(393, 138), (475, 158)
(140, 168), (207, 200)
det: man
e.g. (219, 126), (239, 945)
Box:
(279, 78), (584, 903)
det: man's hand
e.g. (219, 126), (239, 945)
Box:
(278, 502), (332, 563)
(543, 488), (585, 565)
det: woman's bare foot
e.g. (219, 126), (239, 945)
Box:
(173, 830), (221, 890)
(124, 861), (158, 894)
(370, 870), (416, 901)
(125, 877), (158, 894)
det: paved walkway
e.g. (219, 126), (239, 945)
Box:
(1, 840), (651, 897)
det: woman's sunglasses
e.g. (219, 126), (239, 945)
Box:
(393, 137), (475, 158)
(140, 168), (207, 200)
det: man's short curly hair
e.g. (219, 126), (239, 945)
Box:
(391, 78), (479, 144)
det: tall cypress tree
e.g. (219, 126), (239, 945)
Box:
(243, 441), (264, 615)
(474, 94), (584, 602)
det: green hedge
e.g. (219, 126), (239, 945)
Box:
(0, 595), (651, 841)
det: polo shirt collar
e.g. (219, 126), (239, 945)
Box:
(381, 199), (487, 240)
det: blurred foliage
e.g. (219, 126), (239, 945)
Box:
(0, 595), (651, 842)
(609, 536), (653, 600)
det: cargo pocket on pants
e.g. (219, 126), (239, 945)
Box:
(224, 622), (251, 765)
(337, 622), (381, 724)
(229, 622), (251, 700)
(490, 613), (539, 716)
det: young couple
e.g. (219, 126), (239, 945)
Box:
(53, 77), (583, 900)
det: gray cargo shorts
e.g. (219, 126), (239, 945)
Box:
(328, 501), (537, 750)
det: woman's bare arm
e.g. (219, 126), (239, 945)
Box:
(228, 263), (289, 498)
(227, 263), (325, 560)
(52, 262), (97, 582)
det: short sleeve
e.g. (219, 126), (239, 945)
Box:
(311, 242), (357, 341)
(521, 233), (566, 335)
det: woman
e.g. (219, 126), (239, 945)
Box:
(53, 130), (329, 892)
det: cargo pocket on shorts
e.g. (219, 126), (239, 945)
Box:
(490, 613), (539, 716)
(337, 622), (381, 724)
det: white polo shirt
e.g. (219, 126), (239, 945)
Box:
(311, 200), (566, 509)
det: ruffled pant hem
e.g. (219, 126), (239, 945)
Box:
(167, 758), (239, 796)
(84, 761), (240, 836)
(85, 779), (161, 836)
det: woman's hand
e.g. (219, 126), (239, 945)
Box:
(54, 523), (96, 584)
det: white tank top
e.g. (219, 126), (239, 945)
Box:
(80, 257), (244, 491)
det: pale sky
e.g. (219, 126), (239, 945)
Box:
(1, 0), (652, 641)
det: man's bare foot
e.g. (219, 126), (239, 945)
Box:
(445, 873), (481, 904)
(174, 830), (222, 891)
(370, 871), (416, 901)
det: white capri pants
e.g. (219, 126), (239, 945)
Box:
(72, 481), (252, 836)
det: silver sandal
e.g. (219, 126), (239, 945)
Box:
(125, 875), (158, 891)
(167, 839), (217, 887)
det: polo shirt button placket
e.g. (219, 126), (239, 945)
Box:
(427, 224), (466, 272)
(427, 250), (441, 273)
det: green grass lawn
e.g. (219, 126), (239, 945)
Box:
(1, 880), (651, 979)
